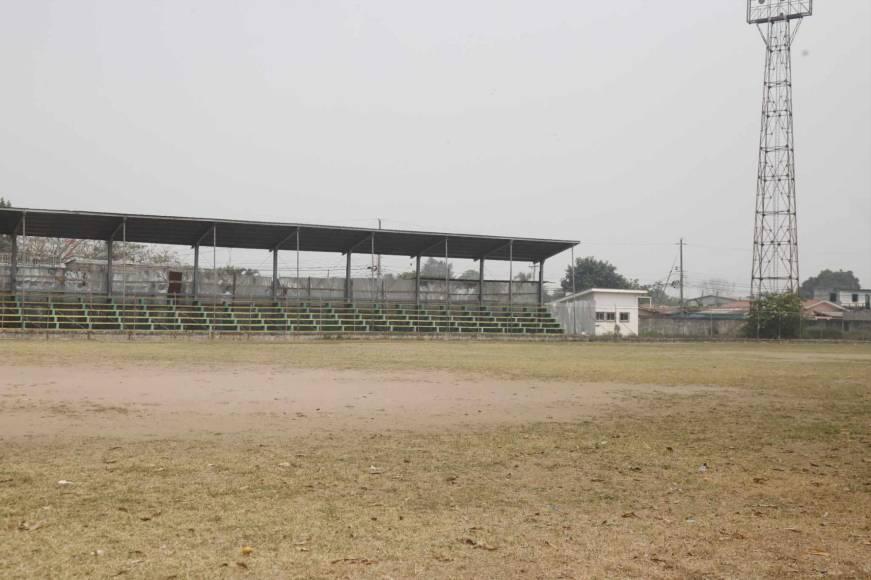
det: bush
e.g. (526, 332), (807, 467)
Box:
(744, 293), (803, 339)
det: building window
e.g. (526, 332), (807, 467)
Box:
(595, 312), (605, 321)
(852, 293), (859, 303)
(829, 292), (837, 302)
(619, 312), (630, 322)
(605, 312), (616, 322)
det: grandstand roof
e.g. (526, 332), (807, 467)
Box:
(0, 207), (577, 262)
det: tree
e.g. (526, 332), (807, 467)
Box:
(745, 292), (803, 339)
(420, 258), (453, 279)
(0, 197), (11, 252)
(458, 269), (479, 280)
(15, 237), (180, 265)
(800, 269), (861, 299)
(561, 256), (638, 293)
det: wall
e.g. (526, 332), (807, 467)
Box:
(548, 293), (642, 336)
(640, 317), (745, 337)
(640, 316), (871, 339)
(590, 293), (641, 336)
(548, 300), (595, 335)
(0, 261), (542, 304)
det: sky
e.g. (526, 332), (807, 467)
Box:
(1, 0), (869, 296)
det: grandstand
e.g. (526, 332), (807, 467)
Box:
(0, 207), (575, 335)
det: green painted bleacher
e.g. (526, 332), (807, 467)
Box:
(0, 294), (563, 335)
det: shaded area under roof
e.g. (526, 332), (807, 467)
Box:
(0, 208), (577, 263)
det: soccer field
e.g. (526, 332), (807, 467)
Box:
(1, 340), (869, 578)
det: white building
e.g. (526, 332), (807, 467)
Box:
(813, 288), (871, 310)
(549, 288), (648, 336)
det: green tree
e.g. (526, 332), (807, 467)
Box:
(745, 293), (803, 339)
(0, 197), (11, 253)
(561, 256), (638, 293)
(800, 269), (861, 299)
(420, 258), (453, 279)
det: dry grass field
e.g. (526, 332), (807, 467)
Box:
(0, 340), (869, 579)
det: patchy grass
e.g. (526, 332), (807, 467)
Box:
(2, 340), (869, 392)
(0, 340), (869, 578)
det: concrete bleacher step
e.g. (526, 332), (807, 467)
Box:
(1, 295), (564, 335)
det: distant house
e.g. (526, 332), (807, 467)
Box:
(813, 288), (871, 310)
(694, 300), (752, 319)
(801, 300), (845, 320)
(685, 295), (738, 308)
(549, 288), (647, 336)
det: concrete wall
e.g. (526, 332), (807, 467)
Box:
(639, 317), (871, 339)
(640, 317), (745, 337)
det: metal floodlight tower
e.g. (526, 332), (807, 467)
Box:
(748, 0), (811, 298)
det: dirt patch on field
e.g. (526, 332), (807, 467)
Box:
(0, 365), (714, 439)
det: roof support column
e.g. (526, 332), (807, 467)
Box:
(8, 216), (20, 294)
(508, 240), (514, 308)
(271, 247), (279, 302)
(121, 219), (127, 305)
(211, 226), (217, 311)
(106, 219), (125, 298)
(414, 255), (421, 307)
(538, 259), (545, 305)
(345, 250), (352, 303)
(106, 239), (114, 297)
(370, 234), (376, 304)
(20, 213), (26, 302)
(414, 256), (420, 306)
(295, 229), (300, 302)
(191, 224), (215, 303)
(193, 245), (200, 300)
(479, 258), (485, 306)
(444, 238), (449, 305)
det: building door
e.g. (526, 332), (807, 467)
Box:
(168, 271), (182, 295)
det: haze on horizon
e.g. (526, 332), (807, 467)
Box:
(1, 1), (868, 296)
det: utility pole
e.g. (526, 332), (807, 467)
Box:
(679, 238), (685, 313)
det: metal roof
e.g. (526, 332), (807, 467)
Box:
(0, 208), (577, 263)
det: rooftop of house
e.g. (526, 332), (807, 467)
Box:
(553, 288), (649, 303)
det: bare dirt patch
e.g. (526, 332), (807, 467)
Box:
(0, 365), (711, 439)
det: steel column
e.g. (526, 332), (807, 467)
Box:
(444, 238), (449, 304)
(193, 245), (200, 299)
(345, 251), (352, 302)
(106, 239), (114, 296)
(121, 220), (127, 304)
(479, 258), (485, 306)
(370, 234), (375, 302)
(414, 255), (421, 306)
(271, 248), (278, 301)
(295, 229), (300, 301)
(9, 226), (18, 293)
(508, 240), (514, 307)
(538, 259), (545, 305)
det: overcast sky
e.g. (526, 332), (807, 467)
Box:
(1, 1), (869, 295)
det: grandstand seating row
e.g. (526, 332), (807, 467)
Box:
(0, 295), (563, 335)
